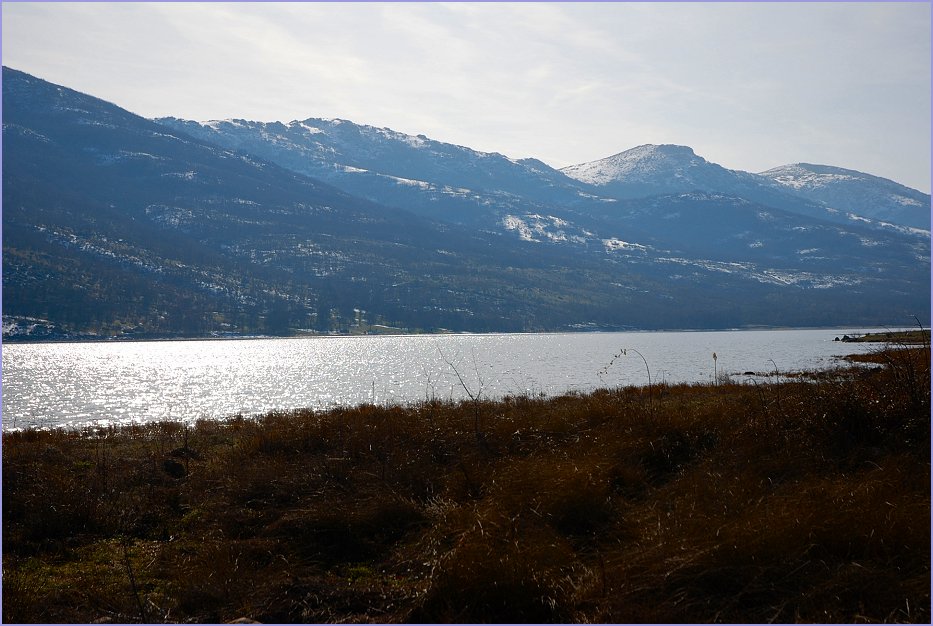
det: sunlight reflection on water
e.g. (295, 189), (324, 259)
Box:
(1, 329), (887, 430)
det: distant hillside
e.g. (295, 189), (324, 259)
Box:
(3, 67), (930, 339)
(155, 116), (603, 229)
(759, 163), (931, 230)
(2, 67), (603, 337)
(559, 144), (930, 234)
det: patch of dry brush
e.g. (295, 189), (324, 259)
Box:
(3, 346), (929, 623)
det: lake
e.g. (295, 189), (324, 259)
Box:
(1, 328), (892, 430)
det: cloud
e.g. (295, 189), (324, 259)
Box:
(2, 1), (929, 192)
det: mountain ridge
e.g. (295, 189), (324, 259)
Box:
(560, 144), (930, 231)
(3, 67), (929, 339)
(758, 162), (930, 230)
(166, 113), (930, 234)
(155, 115), (602, 225)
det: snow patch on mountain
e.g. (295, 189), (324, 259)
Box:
(892, 194), (923, 207)
(161, 171), (197, 180)
(502, 214), (586, 244)
(299, 122), (323, 134)
(502, 215), (538, 242)
(384, 174), (433, 189)
(561, 144), (705, 186)
(204, 119), (251, 130)
(403, 134), (428, 149)
(876, 222), (930, 237)
(659, 256), (864, 289)
(759, 163), (930, 230)
(603, 238), (647, 253)
(763, 164), (860, 189)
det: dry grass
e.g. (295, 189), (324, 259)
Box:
(3, 346), (929, 623)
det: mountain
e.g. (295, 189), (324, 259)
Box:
(3, 67), (930, 339)
(154, 116), (605, 231)
(758, 163), (931, 230)
(559, 144), (916, 232)
(561, 144), (743, 196)
(154, 115), (929, 284)
(156, 118), (932, 253)
(1, 67), (604, 337)
(578, 190), (928, 277)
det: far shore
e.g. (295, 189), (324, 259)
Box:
(1, 323), (922, 345)
(834, 328), (930, 344)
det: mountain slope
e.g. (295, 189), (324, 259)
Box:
(581, 191), (928, 280)
(560, 144), (897, 228)
(759, 163), (931, 230)
(155, 116), (601, 229)
(1, 67), (605, 336)
(3, 67), (930, 338)
(561, 144), (736, 194)
(153, 116), (930, 289)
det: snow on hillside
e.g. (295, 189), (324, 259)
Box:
(759, 163), (926, 200)
(759, 163), (860, 190)
(560, 144), (705, 185)
(759, 163), (931, 230)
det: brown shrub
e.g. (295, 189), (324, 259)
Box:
(3, 349), (928, 623)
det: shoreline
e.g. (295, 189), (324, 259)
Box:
(2, 328), (916, 432)
(1, 324), (918, 346)
(834, 329), (930, 344)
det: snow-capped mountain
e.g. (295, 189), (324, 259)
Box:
(4, 67), (929, 338)
(561, 144), (726, 190)
(560, 144), (885, 228)
(2, 67), (573, 336)
(162, 118), (931, 236)
(759, 163), (931, 230)
(152, 113), (929, 317)
(156, 116), (601, 228)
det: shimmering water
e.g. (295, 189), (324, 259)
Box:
(1, 329), (887, 430)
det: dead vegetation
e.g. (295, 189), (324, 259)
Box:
(2, 345), (929, 623)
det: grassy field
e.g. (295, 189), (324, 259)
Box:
(2, 344), (929, 623)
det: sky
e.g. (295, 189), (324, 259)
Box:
(1, 2), (931, 193)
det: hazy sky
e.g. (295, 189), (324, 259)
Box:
(2, 2), (931, 192)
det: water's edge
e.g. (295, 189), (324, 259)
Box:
(1, 328), (898, 431)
